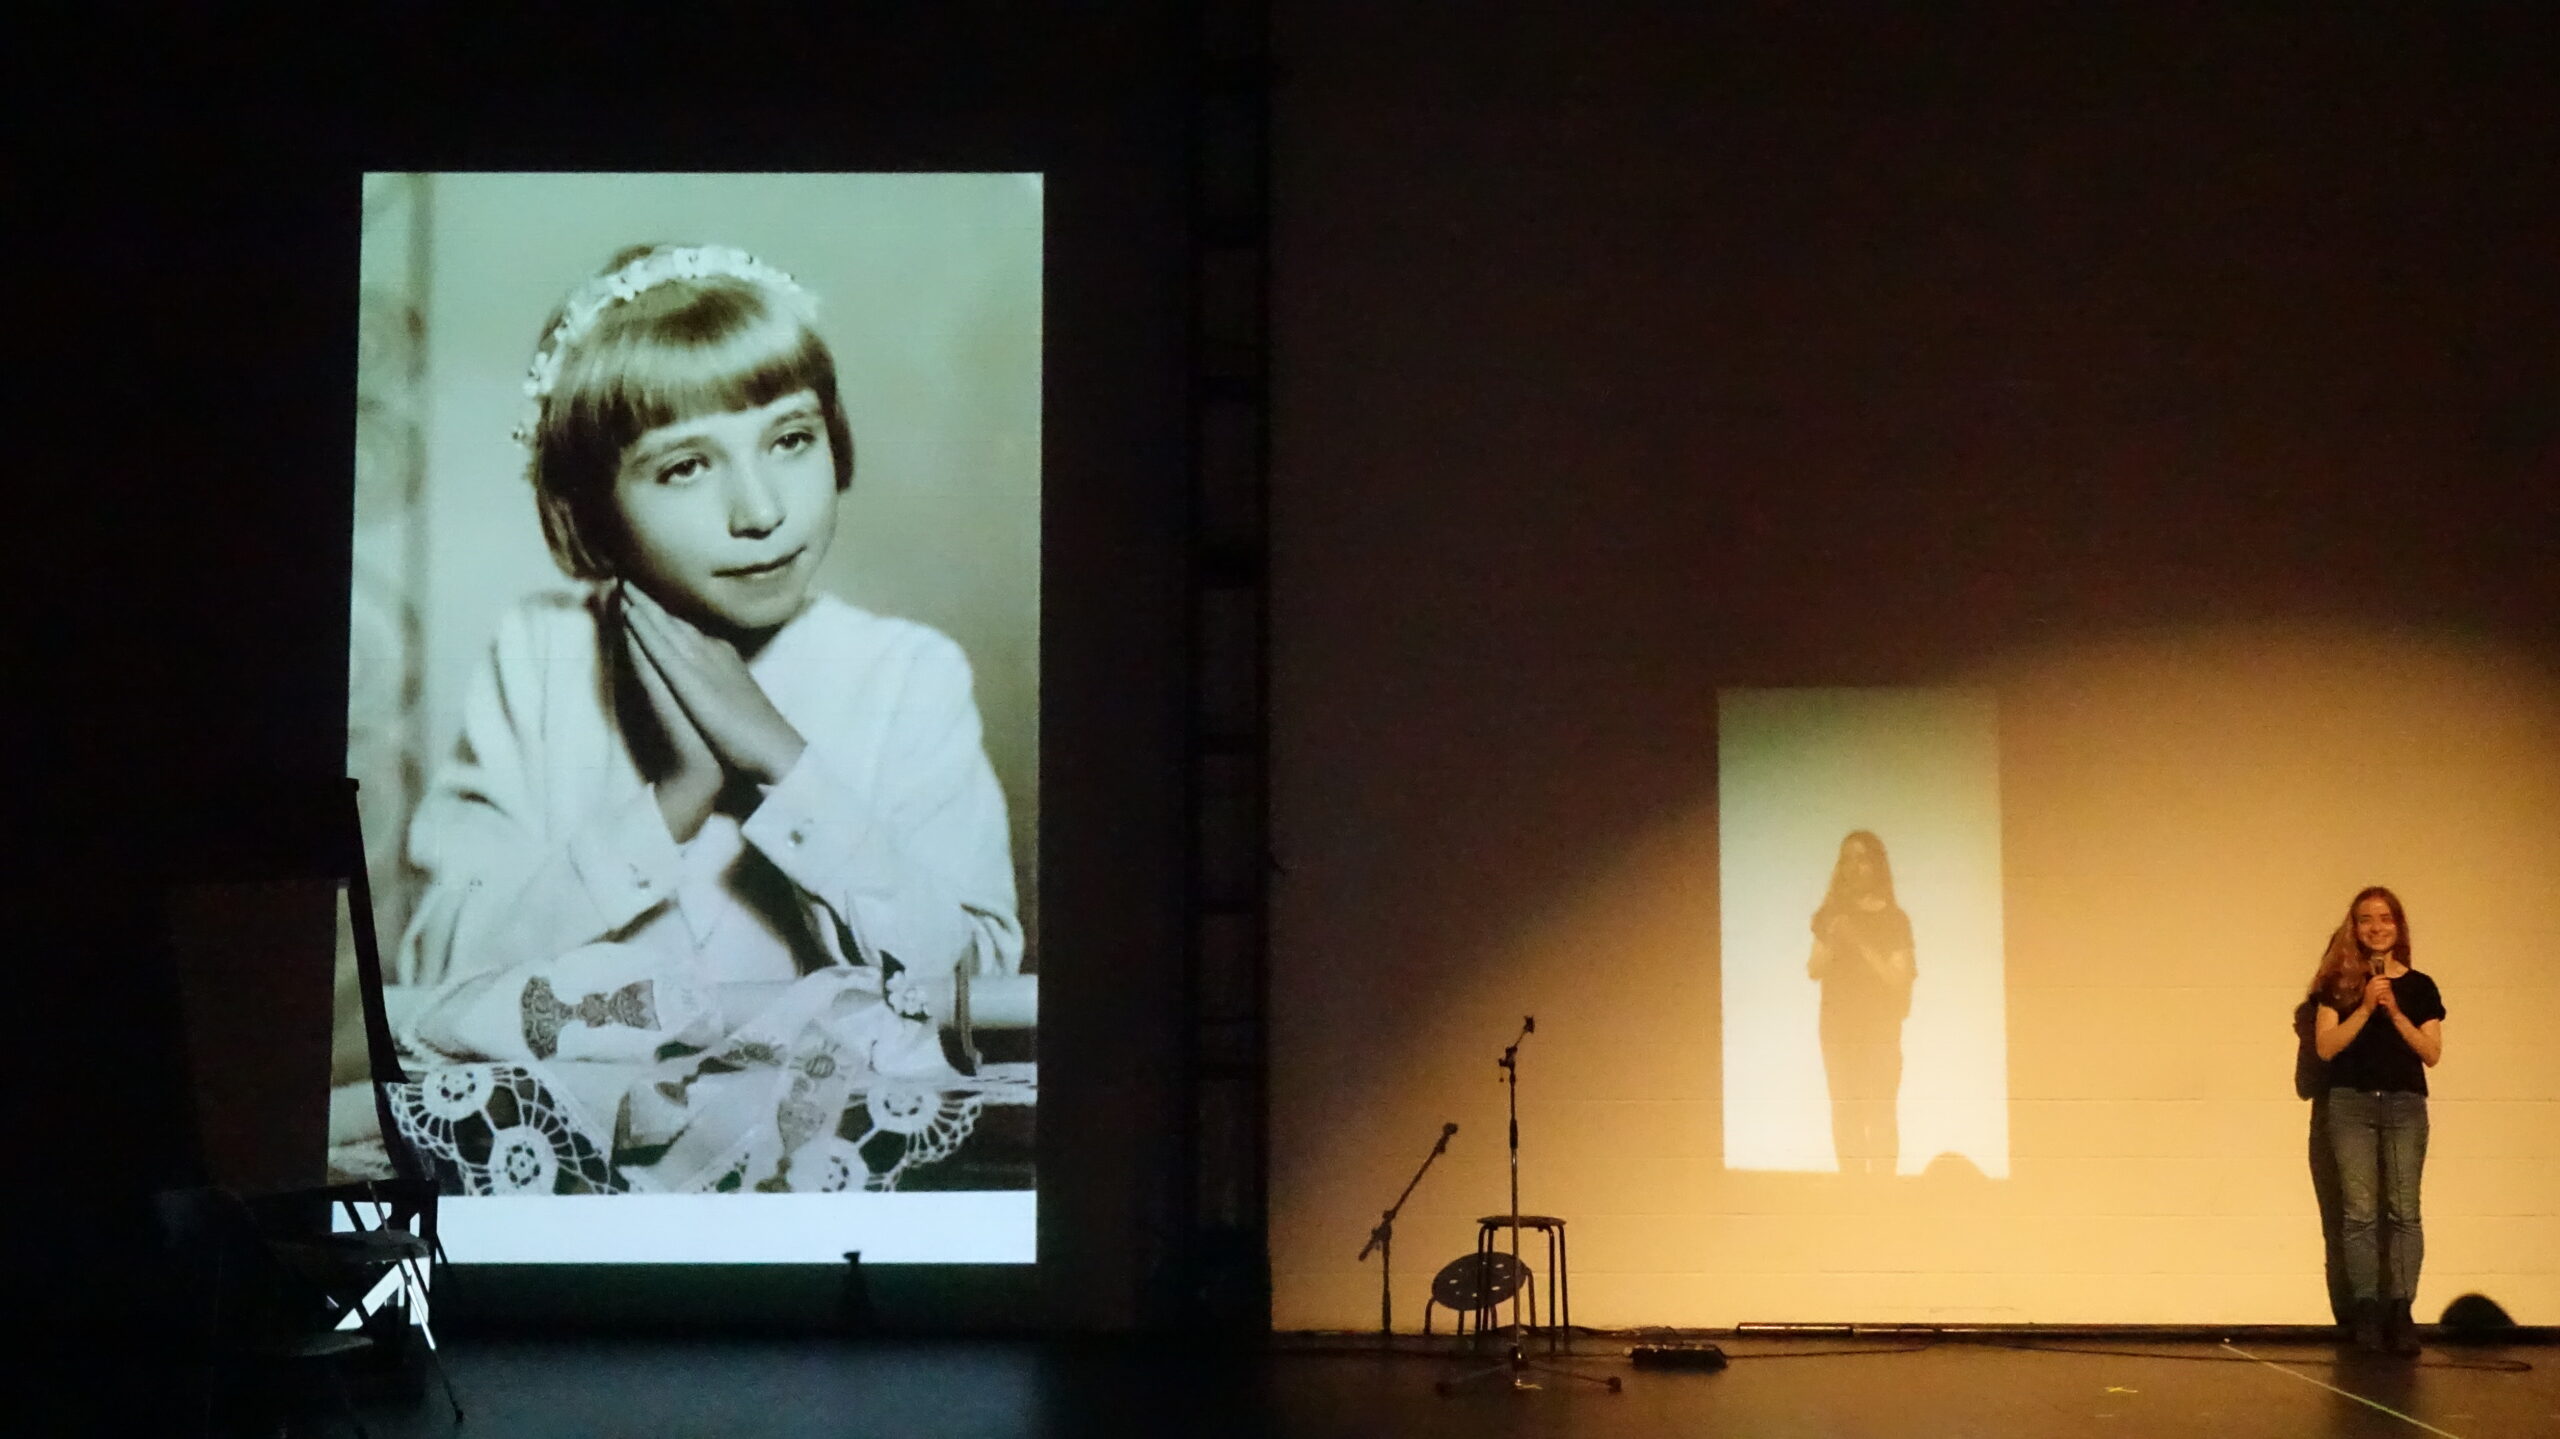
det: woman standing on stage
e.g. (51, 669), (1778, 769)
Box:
(2309, 886), (2446, 1355)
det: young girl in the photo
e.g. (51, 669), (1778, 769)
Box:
(2308, 885), (2446, 1355)
(390, 244), (1024, 1195)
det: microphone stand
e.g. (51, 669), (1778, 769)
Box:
(1357, 1121), (1458, 1343)
(1439, 1017), (1621, 1395)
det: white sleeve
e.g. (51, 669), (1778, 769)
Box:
(740, 633), (1023, 977)
(398, 608), (684, 986)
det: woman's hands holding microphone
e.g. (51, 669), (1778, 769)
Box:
(2364, 973), (2397, 1016)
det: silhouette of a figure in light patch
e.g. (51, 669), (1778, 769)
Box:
(1807, 831), (1914, 1177)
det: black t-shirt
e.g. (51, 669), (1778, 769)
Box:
(1813, 903), (1916, 1017)
(2325, 968), (2447, 1096)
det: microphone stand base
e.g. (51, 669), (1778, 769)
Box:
(1435, 1341), (1622, 1396)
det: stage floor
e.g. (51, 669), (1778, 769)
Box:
(291, 1330), (2558, 1438)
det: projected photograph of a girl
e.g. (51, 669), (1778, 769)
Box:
(1807, 830), (1915, 1177)
(336, 175), (1039, 1213)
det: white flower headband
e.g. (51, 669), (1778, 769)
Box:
(511, 245), (819, 447)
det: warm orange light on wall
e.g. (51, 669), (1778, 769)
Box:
(1273, 622), (2560, 1329)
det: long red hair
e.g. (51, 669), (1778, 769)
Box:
(1814, 830), (1895, 921)
(2309, 885), (2411, 1011)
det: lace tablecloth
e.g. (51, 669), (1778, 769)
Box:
(332, 960), (1034, 1196)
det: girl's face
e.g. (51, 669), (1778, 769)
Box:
(1842, 839), (1878, 890)
(2353, 896), (2399, 959)
(612, 389), (839, 635)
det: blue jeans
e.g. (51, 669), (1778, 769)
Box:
(2325, 1087), (2427, 1302)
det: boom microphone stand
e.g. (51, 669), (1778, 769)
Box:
(1357, 1121), (1459, 1342)
(1438, 1017), (1621, 1395)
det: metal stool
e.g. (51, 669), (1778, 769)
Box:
(1423, 1250), (1535, 1344)
(1476, 1214), (1569, 1352)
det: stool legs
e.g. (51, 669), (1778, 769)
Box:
(1536, 1227), (1559, 1353)
(1475, 1220), (1570, 1354)
(1553, 1224), (1569, 1351)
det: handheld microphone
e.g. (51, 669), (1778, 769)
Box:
(1442, 1122), (1459, 1138)
(1524, 1015), (1536, 1034)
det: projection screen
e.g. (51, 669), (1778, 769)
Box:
(1720, 687), (2008, 1179)
(337, 173), (1042, 1263)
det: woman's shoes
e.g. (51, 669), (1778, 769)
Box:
(2346, 1299), (2423, 1356)
(2385, 1299), (2423, 1357)
(2347, 1299), (2387, 1352)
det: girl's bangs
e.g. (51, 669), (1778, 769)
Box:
(563, 286), (833, 441)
